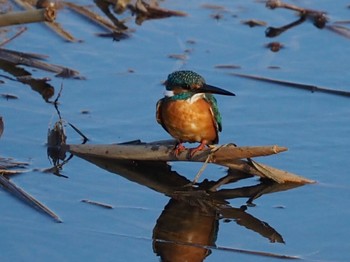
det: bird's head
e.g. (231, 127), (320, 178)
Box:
(164, 70), (235, 96)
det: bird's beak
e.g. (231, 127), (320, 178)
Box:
(198, 84), (235, 96)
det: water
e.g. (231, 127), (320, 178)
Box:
(0, 0), (350, 261)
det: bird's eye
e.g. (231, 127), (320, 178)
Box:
(191, 84), (202, 89)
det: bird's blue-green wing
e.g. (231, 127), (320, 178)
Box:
(204, 94), (222, 132)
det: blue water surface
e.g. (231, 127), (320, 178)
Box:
(0, 0), (350, 261)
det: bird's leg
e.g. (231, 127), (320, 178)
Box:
(189, 141), (208, 157)
(173, 142), (187, 156)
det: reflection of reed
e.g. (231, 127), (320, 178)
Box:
(0, 59), (54, 102)
(0, 48), (83, 101)
(265, 16), (306, 38)
(75, 154), (303, 260)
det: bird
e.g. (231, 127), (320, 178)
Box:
(156, 70), (235, 157)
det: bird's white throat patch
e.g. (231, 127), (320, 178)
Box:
(164, 90), (174, 97)
(163, 91), (204, 104)
(188, 93), (205, 104)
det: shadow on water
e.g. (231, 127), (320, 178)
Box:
(74, 154), (303, 260)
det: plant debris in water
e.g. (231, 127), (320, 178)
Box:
(0, 119), (61, 222)
(0, 175), (62, 222)
(265, 0), (328, 37)
(1, 93), (19, 100)
(231, 72), (350, 98)
(81, 199), (114, 209)
(265, 41), (283, 52)
(0, 48), (82, 79)
(241, 19), (267, 27)
(214, 64), (241, 70)
(0, 47), (84, 101)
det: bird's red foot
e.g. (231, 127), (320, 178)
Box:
(173, 143), (187, 156)
(189, 142), (207, 157)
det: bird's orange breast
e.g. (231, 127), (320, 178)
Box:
(159, 96), (218, 144)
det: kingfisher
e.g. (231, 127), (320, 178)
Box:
(156, 70), (235, 157)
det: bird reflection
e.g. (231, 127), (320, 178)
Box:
(153, 198), (217, 261)
(74, 151), (303, 261)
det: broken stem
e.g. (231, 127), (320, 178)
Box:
(0, 7), (56, 27)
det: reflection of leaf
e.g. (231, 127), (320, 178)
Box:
(213, 180), (303, 202)
(220, 206), (284, 243)
(0, 59), (55, 102)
